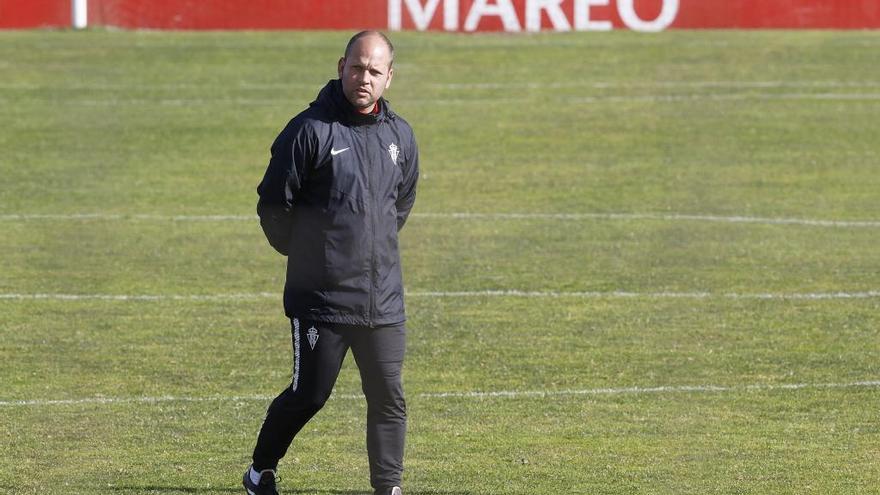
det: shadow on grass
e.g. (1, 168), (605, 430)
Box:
(105, 487), (240, 494)
(106, 486), (473, 495)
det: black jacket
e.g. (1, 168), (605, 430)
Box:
(257, 79), (419, 326)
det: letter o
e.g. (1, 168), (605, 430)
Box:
(617, 0), (679, 32)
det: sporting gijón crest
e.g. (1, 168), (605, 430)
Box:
(307, 326), (319, 350)
(388, 142), (399, 163)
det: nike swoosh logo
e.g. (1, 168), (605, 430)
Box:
(330, 147), (350, 156)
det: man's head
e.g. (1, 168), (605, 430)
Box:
(338, 31), (395, 114)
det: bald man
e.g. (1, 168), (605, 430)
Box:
(245, 31), (419, 495)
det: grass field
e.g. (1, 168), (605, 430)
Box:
(1, 29), (879, 494)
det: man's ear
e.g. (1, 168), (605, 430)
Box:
(337, 57), (345, 78)
(385, 67), (394, 90)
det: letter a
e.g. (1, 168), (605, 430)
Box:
(464, 0), (521, 32)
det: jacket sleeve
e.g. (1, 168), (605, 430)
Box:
(396, 130), (420, 231)
(256, 120), (317, 255)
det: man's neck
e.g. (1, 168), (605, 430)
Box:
(355, 102), (380, 115)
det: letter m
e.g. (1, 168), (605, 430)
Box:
(389, 0), (459, 31)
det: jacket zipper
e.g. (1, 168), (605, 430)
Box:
(364, 125), (377, 328)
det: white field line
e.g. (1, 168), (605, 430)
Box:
(2, 211), (880, 228)
(413, 212), (880, 228)
(2, 290), (880, 302)
(0, 293), (276, 302)
(568, 92), (880, 103)
(427, 93), (880, 106)
(2, 380), (878, 408)
(0, 82), (324, 91)
(431, 80), (880, 90)
(408, 290), (880, 300)
(0, 213), (258, 222)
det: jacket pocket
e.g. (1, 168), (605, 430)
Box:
(322, 189), (369, 289)
(257, 201), (291, 255)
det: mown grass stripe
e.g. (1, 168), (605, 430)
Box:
(2, 80), (878, 91)
(4, 92), (880, 107)
(2, 380), (878, 408)
(2, 212), (880, 228)
(2, 291), (880, 302)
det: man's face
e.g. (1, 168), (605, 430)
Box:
(338, 36), (394, 113)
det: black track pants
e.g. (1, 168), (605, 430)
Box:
(251, 318), (407, 490)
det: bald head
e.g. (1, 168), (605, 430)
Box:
(344, 31), (395, 68)
(338, 31), (396, 114)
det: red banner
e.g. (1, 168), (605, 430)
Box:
(87, 1), (384, 30)
(2, 0), (879, 30)
(0, 0), (69, 28)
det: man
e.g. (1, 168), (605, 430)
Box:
(244, 31), (418, 495)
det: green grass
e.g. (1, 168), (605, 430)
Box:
(1, 30), (879, 494)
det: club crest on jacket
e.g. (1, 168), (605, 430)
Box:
(388, 143), (399, 163)
(307, 327), (319, 350)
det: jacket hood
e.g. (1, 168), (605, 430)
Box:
(312, 79), (396, 126)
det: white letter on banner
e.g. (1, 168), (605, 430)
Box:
(464, 0), (521, 32)
(389, 0), (459, 31)
(526, 0), (571, 32)
(574, 0), (612, 31)
(617, 0), (679, 32)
